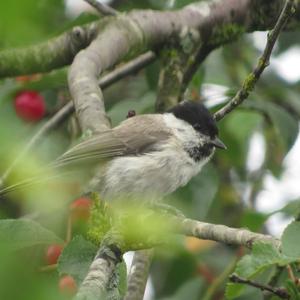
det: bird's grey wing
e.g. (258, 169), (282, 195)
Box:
(51, 130), (125, 168)
(0, 115), (171, 196)
(52, 114), (171, 169)
(113, 114), (171, 153)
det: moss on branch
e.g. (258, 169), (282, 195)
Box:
(0, 23), (100, 78)
(0, 0), (298, 79)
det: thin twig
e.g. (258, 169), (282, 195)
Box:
(229, 274), (290, 299)
(84, 0), (118, 16)
(214, 0), (296, 121)
(0, 52), (156, 187)
(124, 250), (153, 300)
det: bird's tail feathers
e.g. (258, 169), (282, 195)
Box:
(0, 171), (68, 197)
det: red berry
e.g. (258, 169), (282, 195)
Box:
(70, 197), (91, 221)
(45, 244), (63, 265)
(59, 275), (77, 296)
(14, 90), (46, 122)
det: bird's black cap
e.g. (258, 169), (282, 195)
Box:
(168, 100), (218, 138)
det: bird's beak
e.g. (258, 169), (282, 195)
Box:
(211, 137), (227, 150)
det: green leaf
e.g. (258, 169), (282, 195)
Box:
(281, 221), (300, 259)
(244, 100), (299, 152)
(0, 0), (65, 47)
(174, 0), (199, 9)
(225, 242), (294, 299)
(58, 235), (98, 283)
(240, 210), (269, 232)
(220, 110), (263, 170)
(0, 219), (62, 250)
(274, 199), (300, 218)
(285, 279), (300, 300)
(159, 277), (204, 300)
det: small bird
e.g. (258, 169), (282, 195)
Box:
(0, 100), (226, 200)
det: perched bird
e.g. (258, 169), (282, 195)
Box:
(0, 100), (226, 201)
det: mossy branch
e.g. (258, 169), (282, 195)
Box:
(0, 23), (100, 78)
(214, 0), (297, 121)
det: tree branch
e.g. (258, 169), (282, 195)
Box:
(214, 0), (296, 121)
(0, 0), (299, 79)
(124, 250), (153, 300)
(229, 274), (290, 299)
(155, 28), (203, 111)
(179, 218), (280, 249)
(84, 0), (118, 16)
(75, 243), (123, 300)
(0, 24), (100, 78)
(68, 0), (248, 132)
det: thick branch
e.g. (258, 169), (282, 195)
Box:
(0, 0), (299, 79)
(124, 250), (153, 300)
(68, 0), (247, 132)
(75, 243), (122, 300)
(179, 218), (280, 249)
(155, 28), (202, 111)
(0, 24), (100, 78)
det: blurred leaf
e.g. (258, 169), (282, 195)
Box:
(220, 110), (263, 171)
(0, 244), (66, 300)
(58, 235), (97, 283)
(0, 219), (62, 250)
(18, 69), (68, 92)
(159, 277), (204, 300)
(152, 251), (198, 297)
(190, 67), (205, 91)
(274, 199), (300, 218)
(174, 0), (199, 9)
(244, 100), (299, 152)
(59, 12), (99, 33)
(285, 279), (300, 300)
(204, 49), (232, 86)
(148, 0), (171, 9)
(108, 91), (155, 126)
(226, 242), (295, 299)
(240, 210), (269, 232)
(117, 261), (128, 298)
(277, 32), (300, 54)
(145, 60), (160, 90)
(172, 163), (219, 220)
(0, 0), (65, 47)
(281, 221), (300, 259)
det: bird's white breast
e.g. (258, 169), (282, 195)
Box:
(100, 114), (211, 201)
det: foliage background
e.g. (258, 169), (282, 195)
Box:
(0, 0), (300, 299)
